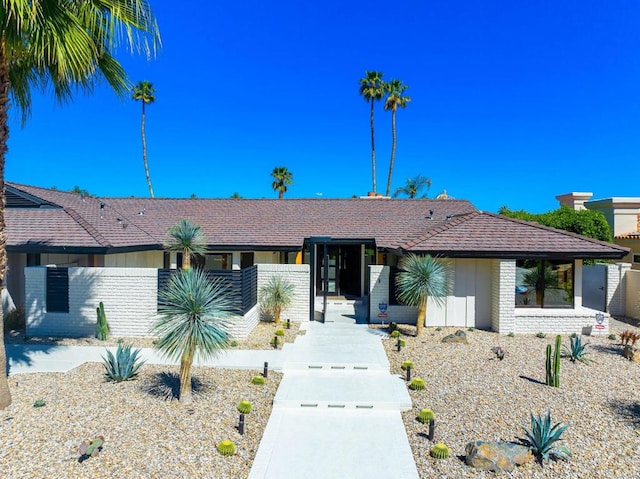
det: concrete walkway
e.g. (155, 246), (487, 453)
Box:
(248, 311), (419, 479)
(6, 344), (285, 374)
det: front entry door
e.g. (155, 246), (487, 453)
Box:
(315, 245), (362, 297)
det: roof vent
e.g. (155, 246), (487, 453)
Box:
(138, 208), (146, 215)
(426, 209), (434, 220)
(445, 215), (452, 221)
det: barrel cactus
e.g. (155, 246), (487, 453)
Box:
(431, 443), (450, 459)
(409, 377), (426, 391)
(275, 328), (285, 337)
(390, 330), (400, 338)
(417, 408), (435, 424)
(401, 360), (414, 371)
(237, 400), (252, 414)
(216, 440), (236, 456)
(251, 375), (266, 385)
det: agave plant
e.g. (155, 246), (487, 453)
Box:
(561, 335), (591, 364)
(521, 412), (571, 463)
(103, 342), (145, 382)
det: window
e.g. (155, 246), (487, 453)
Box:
(46, 267), (69, 313)
(204, 253), (232, 270)
(515, 260), (574, 308)
(633, 254), (640, 264)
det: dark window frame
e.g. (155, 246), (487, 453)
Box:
(515, 259), (575, 309)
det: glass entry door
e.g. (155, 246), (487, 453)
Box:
(317, 246), (339, 295)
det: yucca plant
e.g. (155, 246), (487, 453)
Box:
(396, 254), (451, 337)
(103, 342), (145, 382)
(152, 268), (233, 405)
(260, 276), (295, 325)
(561, 335), (591, 364)
(521, 412), (571, 463)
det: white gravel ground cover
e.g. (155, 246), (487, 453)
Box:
(0, 363), (281, 479)
(382, 326), (640, 479)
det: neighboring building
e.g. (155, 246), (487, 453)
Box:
(5, 183), (630, 336)
(557, 192), (640, 269)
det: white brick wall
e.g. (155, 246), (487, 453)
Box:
(25, 266), (263, 340)
(514, 307), (609, 335)
(257, 264), (310, 322)
(26, 267), (158, 338)
(491, 259), (516, 333)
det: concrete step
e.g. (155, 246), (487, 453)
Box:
(274, 371), (412, 410)
(248, 409), (419, 479)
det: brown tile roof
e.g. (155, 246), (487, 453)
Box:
(403, 211), (629, 259)
(5, 183), (629, 259)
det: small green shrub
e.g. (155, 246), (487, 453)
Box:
(401, 360), (414, 370)
(536, 332), (546, 338)
(409, 377), (426, 391)
(251, 375), (266, 385)
(237, 400), (252, 414)
(467, 327), (475, 332)
(491, 346), (506, 360)
(521, 412), (571, 463)
(417, 408), (434, 424)
(607, 333), (617, 341)
(79, 436), (104, 459)
(399, 339), (406, 347)
(230, 340), (238, 347)
(102, 342), (145, 382)
(216, 440), (236, 456)
(561, 335), (591, 364)
(507, 332), (515, 337)
(390, 330), (400, 338)
(430, 443), (450, 459)
(275, 328), (285, 337)
(33, 399), (46, 408)
(435, 327), (442, 332)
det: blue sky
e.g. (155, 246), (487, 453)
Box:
(6, 0), (640, 213)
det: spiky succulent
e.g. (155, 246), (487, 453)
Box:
(521, 412), (571, 462)
(417, 408), (434, 424)
(216, 440), (236, 456)
(33, 399), (46, 408)
(251, 375), (266, 385)
(237, 400), (252, 414)
(409, 377), (426, 391)
(102, 343), (145, 382)
(401, 360), (414, 371)
(79, 436), (104, 458)
(561, 335), (591, 364)
(431, 443), (450, 459)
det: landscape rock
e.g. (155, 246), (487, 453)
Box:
(442, 329), (469, 344)
(623, 345), (640, 363)
(465, 441), (532, 472)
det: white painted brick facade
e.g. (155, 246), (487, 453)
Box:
(26, 267), (158, 338)
(26, 267), (264, 340)
(491, 259), (516, 333)
(257, 264), (310, 322)
(513, 308), (609, 335)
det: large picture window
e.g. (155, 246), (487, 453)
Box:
(515, 260), (574, 308)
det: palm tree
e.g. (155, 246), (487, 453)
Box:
(165, 219), (207, 270)
(132, 80), (156, 197)
(0, 0), (159, 411)
(152, 268), (233, 405)
(393, 175), (431, 199)
(260, 276), (295, 324)
(359, 70), (385, 194)
(271, 166), (293, 199)
(383, 79), (411, 197)
(396, 254), (451, 337)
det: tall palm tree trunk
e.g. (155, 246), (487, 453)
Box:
(179, 343), (195, 404)
(0, 50), (12, 409)
(385, 110), (397, 197)
(416, 296), (427, 337)
(141, 102), (154, 198)
(278, 189), (283, 199)
(370, 99), (377, 194)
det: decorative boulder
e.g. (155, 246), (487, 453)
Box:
(441, 329), (469, 344)
(465, 441), (532, 472)
(623, 345), (640, 363)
